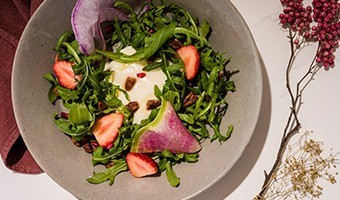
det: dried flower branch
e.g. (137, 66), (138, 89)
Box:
(257, 132), (339, 200)
(255, 0), (339, 199)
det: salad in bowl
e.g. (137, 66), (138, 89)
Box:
(44, 0), (235, 186)
(12, 0), (263, 198)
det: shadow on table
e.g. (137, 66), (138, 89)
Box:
(194, 54), (271, 200)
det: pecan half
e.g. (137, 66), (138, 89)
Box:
(98, 101), (107, 110)
(71, 138), (82, 147)
(105, 162), (115, 168)
(72, 135), (95, 147)
(183, 92), (198, 107)
(146, 99), (161, 110)
(126, 101), (139, 113)
(124, 76), (136, 91)
(83, 143), (94, 153)
(169, 39), (182, 50)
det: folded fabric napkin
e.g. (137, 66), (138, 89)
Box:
(0, 0), (43, 174)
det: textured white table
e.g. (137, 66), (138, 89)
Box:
(1, 0), (339, 199)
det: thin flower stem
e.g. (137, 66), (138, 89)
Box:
(294, 43), (320, 108)
(257, 28), (324, 199)
(285, 27), (301, 136)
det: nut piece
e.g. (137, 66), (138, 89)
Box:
(183, 92), (198, 107)
(105, 162), (115, 168)
(169, 39), (182, 50)
(52, 86), (60, 98)
(146, 99), (161, 110)
(98, 101), (107, 110)
(124, 76), (137, 91)
(71, 135), (94, 148)
(83, 143), (94, 153)
(71, 138), (82, 147)
(126, 101), (139, 114)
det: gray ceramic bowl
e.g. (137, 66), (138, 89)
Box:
(12, 0), (262, 199)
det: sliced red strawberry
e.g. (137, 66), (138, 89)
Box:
(177, 45), (200, 80)
(53, 60), (81, 90)
(126, 152), (158, 178)
(92, 113), (124, 149)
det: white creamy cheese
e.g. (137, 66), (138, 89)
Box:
(104, 46), (166, 124)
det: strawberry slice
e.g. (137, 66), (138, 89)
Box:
(53, 60), (81, 90)
(177, 45), (200, 80)
(126, 152), (158, 178)
(92, 113), (124, 149)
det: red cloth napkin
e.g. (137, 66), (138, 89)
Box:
(0, 0), (44, 174)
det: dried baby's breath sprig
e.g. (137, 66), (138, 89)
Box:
(257, 132), (339, 200)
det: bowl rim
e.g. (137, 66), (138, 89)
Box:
(11, 0), (263, 199)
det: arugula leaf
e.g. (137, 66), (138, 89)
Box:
(61, 42), (81, 65)
(163, 90), (181, 111)
(154, 85), (163, 101)
(184, 153), (199, 163)
(44, 73), (59, 103)
(160, 150), (180, 161)
(87, 160), (128, 185)
(54, 31), (72, 51)
(174, 27), (209, 47)
(55, 86), (79, 101)
(53, 115), (88, 138)
(198, 20), (211, 39)
(47, 88), (58, 104)
(68, 103), (93, 125)
(87, 67), (101, 92)
(92, 145), (128, 165)
(131, 32), (147, 48)
(158, 158), (167, 172)
(43, 73), (57, 85)
(96, 23), (176, 63)
(178, 113), (195, 124)
(167, 63), (183, 74)
(165, 161), (180, 187)
(142, 60), (163, 71)
(210, 123), (233, 142)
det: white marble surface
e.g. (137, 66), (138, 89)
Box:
(1, 0), (340, 199)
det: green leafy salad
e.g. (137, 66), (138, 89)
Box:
(44, 0), (236, 187)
